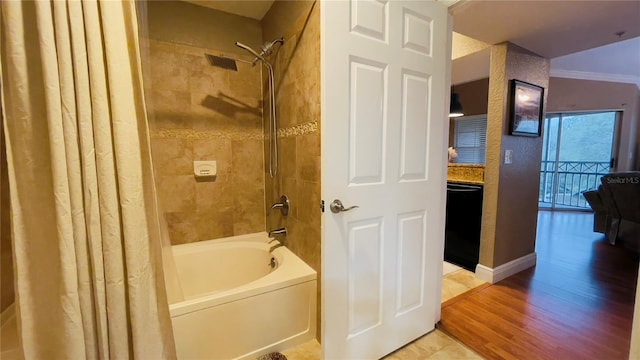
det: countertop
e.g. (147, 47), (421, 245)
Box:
(447, 163), (485, 185)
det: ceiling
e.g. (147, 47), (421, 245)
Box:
(550, 37), (640, 87)
(451, 0), (640, 58)
(182, 0), (274, 20)
(184, 0), (640, 87)
(450, 0), (640, 87)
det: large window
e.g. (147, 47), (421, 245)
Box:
(539, 111), (618, 209)
(453, 115), (487, 164)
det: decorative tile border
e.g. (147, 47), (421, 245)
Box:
(150, 128), (262, 141)
(277, 121), (318, 138)
(150, 121), (318, 140)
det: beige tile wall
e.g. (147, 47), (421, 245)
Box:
(262, 0), (320, 274)
(261, 0), (321, 336)
(145, 38), (265, 244)
(143, 0), (321, 260)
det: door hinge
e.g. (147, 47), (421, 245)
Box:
(320, 200), (325, 213)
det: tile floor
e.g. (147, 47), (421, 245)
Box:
(1, 263), (486, 360)
(442, 261), (462, 276)
(282, 263), (487, 360)
(283, 329), (482, 360)
(441, 266), (487, 303)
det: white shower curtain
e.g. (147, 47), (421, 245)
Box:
(1, 0), (176, 358)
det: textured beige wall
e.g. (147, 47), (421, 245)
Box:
(143, 3), (265, 244)
(453, 78), (490, 117)
(452, 32), (490, 60)
(480, 43), (549, 268)
(1, 121), (14, 312)
(479, 44), (507, 268)
(546, 77), (640, 171)
(448, 78), (489, 146)
(261, 0), (321, 337)
(145, 1), (262, 56)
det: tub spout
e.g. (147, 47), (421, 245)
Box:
(268, 227), (287, 237)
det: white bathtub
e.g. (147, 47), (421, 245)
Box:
(165, 232), (317, 360)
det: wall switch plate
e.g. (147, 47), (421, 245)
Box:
(505, 150), (513, 164)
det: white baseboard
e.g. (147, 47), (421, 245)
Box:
(1, 303), (15, 327)
(475, 252), (537, 284)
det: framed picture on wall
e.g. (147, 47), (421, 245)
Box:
(509, 79), (544, 137)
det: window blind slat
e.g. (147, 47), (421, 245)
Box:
(453, 116), (487, 164)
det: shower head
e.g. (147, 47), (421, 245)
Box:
(205, 54), (238, 71)
(235, 41), (264, 66)
(205, 53), (254, 71)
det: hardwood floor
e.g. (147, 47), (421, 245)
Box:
(439, 211), (639, 360)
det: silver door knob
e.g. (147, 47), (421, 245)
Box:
(329, 199), (359, 213)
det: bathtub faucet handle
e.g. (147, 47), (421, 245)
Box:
(268, 227), (287, 238)
(270, 195), (289, 216)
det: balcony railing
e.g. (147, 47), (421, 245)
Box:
(539, 160), (610, 209)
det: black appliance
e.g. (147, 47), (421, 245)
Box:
(444, 182), (483, 271)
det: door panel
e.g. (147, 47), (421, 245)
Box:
(402, 8), (433, 56)
(349, 59), (387, 185)
(350, 0), (388, 42)
(400, 71), (431, 181)
(321, 0), (450, 358)
(348, 219), (383, 337)
(396, 211), (427, 314)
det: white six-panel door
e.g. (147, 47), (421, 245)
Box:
(321, 0), (450, 358)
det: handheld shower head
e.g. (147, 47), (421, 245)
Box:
(234, 37), (284, 178)
(235, 41), (264, 66)
(235, 37), (285, 65)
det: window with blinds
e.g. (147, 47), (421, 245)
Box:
(453, 116), (487, 164)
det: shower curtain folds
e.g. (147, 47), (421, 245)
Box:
(0, 0), (176, 358)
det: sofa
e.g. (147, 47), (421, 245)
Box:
(583, 172), (640, 253)
(582, 188), (610, 233)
